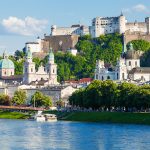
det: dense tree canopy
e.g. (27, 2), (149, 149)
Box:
(69, 80), (150, 112)
(128, 40), (150, 51)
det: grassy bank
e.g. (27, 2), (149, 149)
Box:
(0, 111), (30, 119)
(61, 112), (150, 125)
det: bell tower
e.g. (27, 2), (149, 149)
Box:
(46, 48), (57, 85)
(23, 47), (36, 84)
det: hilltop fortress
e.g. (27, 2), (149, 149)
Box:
(25, 14), (150, 56)
(51, 13), (150, 37)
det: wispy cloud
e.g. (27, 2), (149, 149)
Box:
(132, 4), (148, 12)
(1, 16), (48, 36)
(122, 4), (149, 14)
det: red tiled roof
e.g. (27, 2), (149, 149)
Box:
(78, 78), (93, 83)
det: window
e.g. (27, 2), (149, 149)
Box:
(25, 68), (27, 73)
(102, 76), (104, 81)
(135, 61), (137, 66)
(11, 72), (12, 75)
(53, 69), (55, 73)
(122, 73), (125, 80)
(96, 74), (98, 79)
(107, 76), (110, 79)
(117, 73), (119, 80)
(31, 68), (33, 72)
(129, 61), (131, 66)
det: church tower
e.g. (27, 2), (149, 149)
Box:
(46, 48), (57, 85)
(115, 57), (127, 80)
(23, 47), (36, 84)
(115, 38), (128, 80)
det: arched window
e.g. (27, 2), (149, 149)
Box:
(96, 74), (98, 79)
(129, 61), (131, 66)
(102, 76), (104, 81)
(117, 73), (119, 80)
(107, 76), (110, 79)
(122, 73), (125, 80)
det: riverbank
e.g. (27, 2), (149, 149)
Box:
(1, 110), (150, 125)
(0, 111), (30, 119)
(60, 112), (150, 125)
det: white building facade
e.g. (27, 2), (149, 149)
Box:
(95, 43), (150, 82)
(23, 47), (58, 85)
(25, 37), (43, 53)
(51, 14), (150, 38)
(51, 24), (90, 36)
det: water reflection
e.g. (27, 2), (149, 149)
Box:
(0, 119), (150, 150)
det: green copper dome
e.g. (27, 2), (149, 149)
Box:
(0, 58), (14, 69)
(129, 43), (134, 51)
(48, 48), (54, 61)
(26, 47), (32, 59)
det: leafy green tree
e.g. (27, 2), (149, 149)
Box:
(127, 40), (150, 51)
(56, 100), (65, 107)
(14, 50), (25, 60)
(31, 91), (52, 108)
(12, 90), (27, 105)
(0, 94), (11, 106)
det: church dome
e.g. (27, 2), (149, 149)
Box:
(125, 43), (141, 59)
(48, 48), (54, 61)
(0, 57), (14, 69)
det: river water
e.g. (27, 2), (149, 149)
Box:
(0, 119), (150, 150)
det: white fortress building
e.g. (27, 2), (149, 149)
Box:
(95, 41), (150, 82)
(51, 24), (90, 36)
(23, 47), (58, 85)
(25, 37), (43, 53)
(51, 13), (150, 38)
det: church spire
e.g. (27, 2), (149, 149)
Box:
(123, 34), (127, 53)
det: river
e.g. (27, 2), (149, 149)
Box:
(0, 119), (150, 150)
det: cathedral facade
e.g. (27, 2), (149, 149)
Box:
(23, 48), (58, 85)
(95, 42), (150, 82)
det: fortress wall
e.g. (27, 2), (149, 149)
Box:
(126, 23), (147, 33)
(125, 32), (150, 43)
(43, 35), (79, 53)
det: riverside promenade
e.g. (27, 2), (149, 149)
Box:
(0, 105), (45, 111)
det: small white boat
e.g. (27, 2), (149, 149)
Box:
(32, 111), (57, 122)
(36, 115), (46, 122)
(44, 114), (57, 122)
(34, 111), (45, 122)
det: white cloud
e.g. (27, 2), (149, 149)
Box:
(122, 4), (149, 14)
(132, 4), (147, 12)
(1, 16), (48, 36)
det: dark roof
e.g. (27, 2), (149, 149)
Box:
(129, 67), (150, 74)
(30, 79), (48, 86)
(25, 42), (39, 44)
(0, 75), (23, 80)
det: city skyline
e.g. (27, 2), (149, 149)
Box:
(0, 0), (149, 54)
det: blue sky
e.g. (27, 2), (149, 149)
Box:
(0, 0), (149, 55)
